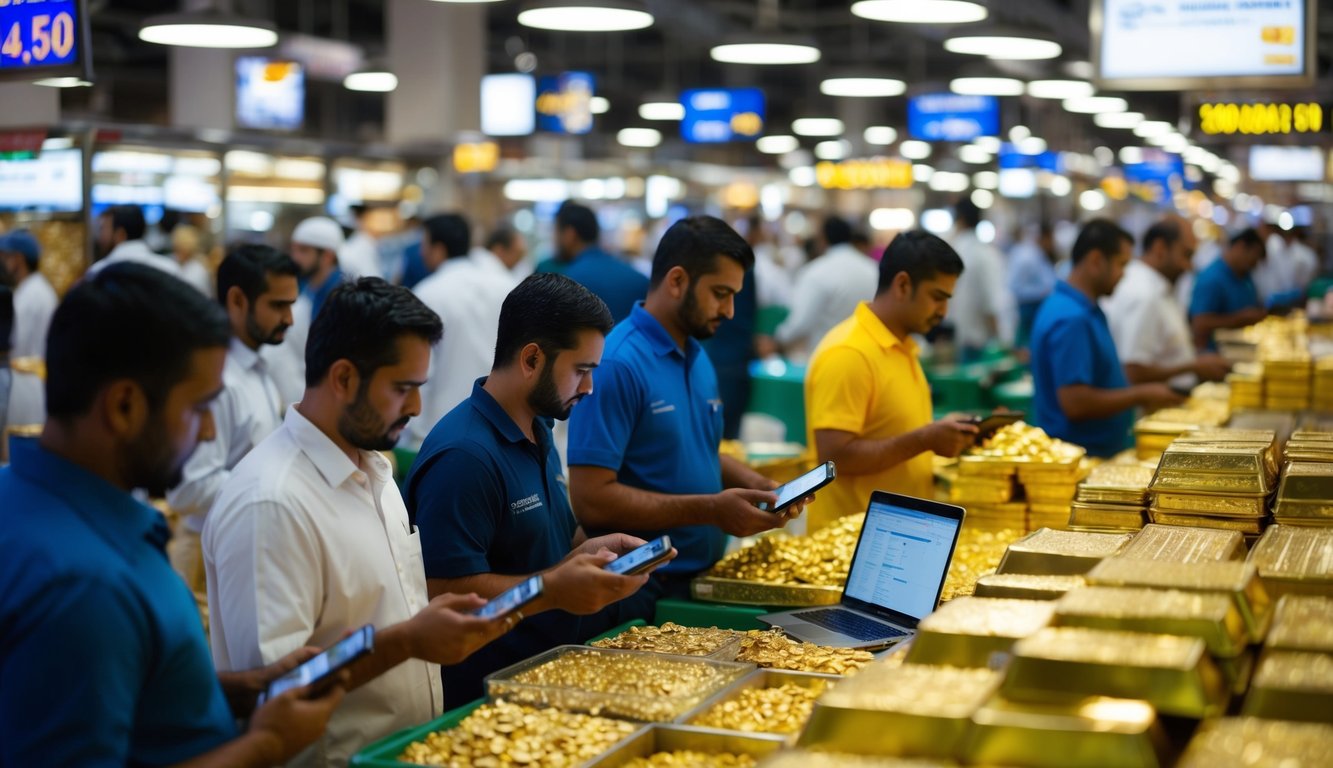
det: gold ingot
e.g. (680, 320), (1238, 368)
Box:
(1247, 525), (1333, 599)
(1266, 595), (1333, 653)
(1146, 510), (1265, 534)
(1149, 492), (1268, 517)
(1242, 650), (1333, 723)
(1085, 558), (1272, 642)
(1054, 586), (1247, 657)
(1277, 461), (1333, 503)
(1157, 444), (1270, 475)
(995, 528), (1132, 575)
(1177, 717), (1333, 768)
(906, 597), (1055, 667)
(1068, 502), (1146, 532)
(1119, 524), (1247, 563)
(760, 751), (957, 767)
(1150, 469), (1272, 496)
(962, 695), (1167, 768)
(973, 573), (1085, 601)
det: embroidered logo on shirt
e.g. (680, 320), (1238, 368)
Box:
(509, 494), (544, 514)
(650, 399), (676, 414)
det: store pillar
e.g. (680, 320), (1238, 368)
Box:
(385, 0), (485, 147)
(0, 84), (58, 127)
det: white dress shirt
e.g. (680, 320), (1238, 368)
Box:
(266, 293), (312, 408)
(774, 243), (878, 358)
(88, 240), (182, 278)
(1104, 259), (1195, 389)
(339, 232), (382, 281)
(11, 271), (57, 358)
(178, 257), (213, 297)
(168, 337), (284, 532)
(753, 243), (793, 310)
(947, 229), (1005, 350)
(204, 407), (441, 768)
(469, 246), (521, 290)
(406, 258), (512, 449)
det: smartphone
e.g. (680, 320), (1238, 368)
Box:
(261, 624), (374, 703)
(472, 574), (544, 620)
(972, 411), (1026, 437)
(757, 461), (836, 513)
(604, 536), (673, 576)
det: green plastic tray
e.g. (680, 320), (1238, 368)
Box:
(653, 598), (771, 631)
(351, 698), (484, 767)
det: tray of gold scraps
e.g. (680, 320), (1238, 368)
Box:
(959, 421), (1086, 475)
(692, 515), (862, 606)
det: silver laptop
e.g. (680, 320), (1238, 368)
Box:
(758, 491), (966, 649)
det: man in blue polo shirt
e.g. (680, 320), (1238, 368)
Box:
(406, 273), (661, 707)
(568, 216), (797, 605)
(1189, 228), (1268, 351)
(536, 201), (648, 323)
(0, 263), (344, 768)
(1031, 219), (1184, 458)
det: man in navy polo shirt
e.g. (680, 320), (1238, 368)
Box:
(536, 201), (649, 323)
(1031, 219), (1184, 458)
(1189, 228), (1268, 351)
(567, 216), (797, 603)
(406, 273), (661, 707)
(0, 264), (344, 768)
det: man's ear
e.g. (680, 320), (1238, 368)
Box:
(100, 379), (151, 441)
(327, 359), (362, 403)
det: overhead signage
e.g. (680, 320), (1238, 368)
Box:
(907, 94), (998, 142)
(481, 73), (536, 137)
(1196, 102), (1325, 137)
(453, 141), (499, 174)
(1249, 145), (1324, 182)
(1121, 150), (1187, 203)
(1094, 0), (1315, 89)
(815, 158), (912, 190)
(235, 57), (305, 132)
(536, 72), (594, 134)
(0, 129), (47, 160)
(998, 143), (1062, 173)
(0, 0), (90, 83)
(680, 88), (765, 144)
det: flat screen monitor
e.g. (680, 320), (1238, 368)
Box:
(236, 57), (305, 132)
(1249, 146), (1324, 182)
(0, 148), (82, 212)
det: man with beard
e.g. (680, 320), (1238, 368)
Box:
(405, 273), (664, 706)
(1, 263), (347, 767)
(804, 231), (977, 531)
(166, 244), (299, 605)
(204, 278), (513, 768)
(267, 216), (347, 406)
(568, 216), (794, 605)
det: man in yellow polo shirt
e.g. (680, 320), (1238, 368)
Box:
(805, 230), (979, 530)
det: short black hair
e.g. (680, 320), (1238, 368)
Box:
(0, 285), (12, 355)
(850, 229), (871, 249)
(1142, 219), (1182, 253)
(823, 216), (853, 247)
(216, 243), (298, 307)
(493, 273), (613, 369)
(650, 215), (755, 288)
(1231, 227), (1265, 250)
(46, 263), (229, 418)
(485, 225), (520, 251)
(876, 230), (965, 294)
(423, 213), (471, 260)
(954, 198), (982, 229)
(305, 277), (443, 388)
(1071, 219), (1134, 265)
(557, 202), (600, 244)
(105, 205), (147, 241)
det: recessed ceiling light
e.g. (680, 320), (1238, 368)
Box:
(1026, 79), (1095, 99)
(974, 136), (1001, 153)
(344, 70), (398, 92)
(638, 102), (684, 120)
(617, 127), (662, 148)
(1133, 120), (1174, 138)
(590, 96), (610, 114)
(972, 170), (999, 189)
(1063, 95), (1128, 114)
(34, 77), (92, 88)
(517, 1), (654, 32)
(944, 34), (1062, 60)
(792, 118), (844, 136)
(1018, 136), (1048, 154)
(1093, 111), (1144, 129)
(139, 11), (279, 48)
(815, 140), (851, 160)
(864, 126), (898, 145)
(1119, 146), (1145, 164)
(711, 36), (821, 65)
(851, 0), (987, 24)
(870, 208), (916, 231)
(900, 140), (932, 160)
(820, 77), (907, 97)
(912, 163), (935, 182)
(756, 135), (800, 154)
(950, 76), (1025, 96)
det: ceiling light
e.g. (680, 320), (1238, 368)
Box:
(950, 76), (1024, 96)
(971, 189), (995, 208)
(1134, 120), (1174, 138)
(820, 77), (907, 97)
(869, 208), (916, 231)
(792, 118), (844, 136)
(900, 140), (932, 160)
(788, 166), (817, 186)
(344, 70), (398, 92)
(1119, 146), (1144, 165)
(1160, 135), (1190, 153)
(864, 126), (899, 145)
(944, 34), (1062, 60)
(638, 102), (684, 120)
(929, 171), (970, 192)
(974, 136), (1001, 153)
(973, 170), (999, 189)
(1079, 189), (1106, 211)
(1063, 95), (1128, 114)
(851, 0), (987, 24)
(34, 77), (92, 88)
(617, 128), (661, 148)
(1093, 111), (1143, 129)
(757, 135), (800, 154)
(1018, 136), (1047, 154)
(1048, 175), (1072, 196)
(1026, 79), (1094, 99)
(711, 37), (821, 65)
(958, 145), (993, 164)
(139, 10), (278, 48)
(815, 140), (850, 160)
(590, 96), (610, 114)
(1009, 125), (1031, 142)
(912, 164), (935, 182)
(517, 1), (654, 32)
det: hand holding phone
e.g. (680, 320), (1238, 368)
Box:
(472, 574), (544, 620)
(261, 624), (374, 703)
(757, 461), (836, 513)
(604, 536), (673, 576)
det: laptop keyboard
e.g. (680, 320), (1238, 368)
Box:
(798, 609), (908, 641)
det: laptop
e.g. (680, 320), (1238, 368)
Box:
(758, 491), (966, 649)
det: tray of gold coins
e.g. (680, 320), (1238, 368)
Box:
(581, 724), (786, 768)
(592, 623), (743, 661)
(485, 646), (752, 723)
(680, 669), (836, 736)
(1246, 524), (1333, 599)
(692, 515), (862, 606)
(734, 629), (874, 676)
(1176, 716), (1333, 768)
(1273, 461), (1333, 526)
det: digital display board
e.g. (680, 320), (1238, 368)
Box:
(236, 57), (305, 132)
(1094, 0), (1315, 90)
(536, 72), (594, 134)
(1249, 145), (1324, 182)
(0, 147), (82, 211)
(1196, 102), (1326, 137)
(680, 88), (765, 143)
(907, 94), (998, 142)
(0, 0), (91, 83)
(481, 73), (536, 137)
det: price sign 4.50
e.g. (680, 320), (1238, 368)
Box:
(1, 8), (77, 69)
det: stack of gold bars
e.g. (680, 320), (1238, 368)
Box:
(1132, 390), (1230, 461)
(1274, 461), (1333, 527)
(1262, 352), (1313, 411)
(1316, 357), (1333, 412)
(1242, 593), (1333, 724)
(1147, 430), (1278, 535)
(1226, 362), (1264, 411)
(1285, 430), (1333, 462)
(1246, 524), (1333, 600)
(1069, 464), (1155, 532)
(954, 422), (1086, 532)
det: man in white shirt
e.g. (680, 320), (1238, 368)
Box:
(474, 225), (529, 287)
(1105, 218), (1230, 389)
(90, 205), (181, 278)
(406, 213), (514, 451)
(167, 245), (299, 604)
(268, 217), (347, 407)
(0, 230), (57, 360)
(773, 216), (878, 360)
(338, 205), (382, 280)
(946, 199), (1005, 363)
(204, 278), (512, 768)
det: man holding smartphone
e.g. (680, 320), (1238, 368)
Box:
(406, 273), (663, 707)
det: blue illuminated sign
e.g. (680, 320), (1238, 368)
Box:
(0, 0), (88, 81)
(537, 72), (594, 134)
(998, 144), (1062, 173)
(907, 93), (999, 142)
(680, 88), (765, 143)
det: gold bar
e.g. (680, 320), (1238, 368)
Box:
(1084, 558), (1272, 643)
(1266, 595), (1333, 653)
(1118, 524), (1247, 563)
(1146, 511), (1265, 535)
(1177, 717), (1333, 768)
(962, 695), (1168, 768)
(1277, 461), (1333, 502)
(1024, 483), (1079, 505)
(973, 574), (1086, 601)
(1002, 627), (1228, 718)
(1149, 470), (1272, 495)
(1242, 650), (1333, 723)
(1068, 503), (1146, 532)
(905, 597), (1056, 668)
(1149, 493), (1268, 517)
(1053, 586), (1247, 657)
(995, 528), (1132, 575)
(1247, 525), (1333, 599)
(1158, 445), (1268, 474)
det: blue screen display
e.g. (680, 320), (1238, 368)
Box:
(0, 0), (81, 73)
(681, 88), (765, 143)
(907, 93), (999, 142)
(537, 72), (595, 134)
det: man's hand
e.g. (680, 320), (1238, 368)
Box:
(544, 552), (651, 615)
(1134, 383), (1187, 411)
(919, 418), (980, 458)
(574, 533), (647, 559)
(405, 593), (512, 665)
(218, 645), (323, 719)
(1238, 306), (1268, 325)
(709, 487), (787, 537)
(246, 673), (348, 765)
(1193, 353), (1232, 382)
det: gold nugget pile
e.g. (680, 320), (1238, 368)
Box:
(736, 630), (873, 674)
(693, 681), (828, 734)
(398, 699), (636, 767)
(706, 514), (864, 586)
(591, 622), (739, 657)
(622, 752), (756, 768)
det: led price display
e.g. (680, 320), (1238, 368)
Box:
(680, 88), (765, 144)
(0, 0), (87, 81)
(907, 94), (998, 142)
(1197, 102), (1324, 136)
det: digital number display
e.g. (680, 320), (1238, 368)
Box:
(1198, 103), (1325, 136)
(0, 0), (87, 82)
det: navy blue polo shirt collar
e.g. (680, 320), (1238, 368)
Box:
(468, 377), (530, 445)
(8, 437), (169, 557)
(628, 302), (702, 364)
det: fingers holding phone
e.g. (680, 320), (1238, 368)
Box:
(248, 670), (349, 764)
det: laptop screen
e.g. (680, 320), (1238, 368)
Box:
(843, 497), (962, 622)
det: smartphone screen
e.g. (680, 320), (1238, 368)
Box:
(473, 574), (543, 619)
(761, 461), (836, 512)
(604, 536), (672, 576)
(265, 624), (374, 701)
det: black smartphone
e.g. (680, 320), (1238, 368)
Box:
(604, 536), (673, 576)
(973, 411), (1025, 437)
(472, 574), (544, 620)
(757, 461), (836, 513)
(260, 624), (374, 703)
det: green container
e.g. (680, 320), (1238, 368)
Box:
(351, 699), (484, 767)
(927, 365), (988, 412)
(653, 597), (771, 631)
(755, 306), (790, 337)
(391, 447), (418, 487)
(746, 359), (807, 444)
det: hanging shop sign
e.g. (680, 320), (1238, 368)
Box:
(1196, 102), (1325, 137)
(0, 0), (91, 83)
(536, 72), (594, 135)
(907, 94), (998, 142)
(453, 141), (499, 174)
(815, 158), (913, 190)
